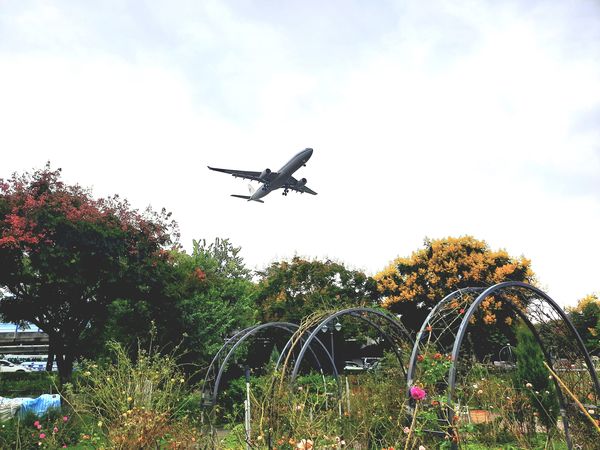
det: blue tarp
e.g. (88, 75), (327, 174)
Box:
(18, 394), (61, 417)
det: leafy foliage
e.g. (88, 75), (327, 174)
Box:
(374, 236), (535, 331)
(0, 164), (177, 381)
(255, 257), (379, 323)
(70, 341), (187, 428)
(513, 324), (559, 432)
(99, 237), (257, 374)
(167, 238), (257, 369)
(68, 339), (206, 448)
(0, 371), (58, 398)
(0, 409), (87, 449)
(568, 294), (600, 355)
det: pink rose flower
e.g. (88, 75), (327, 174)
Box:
(63, 416), (69, 422)
(53, 426), (59, 433)
(410, 385), (426, 401)
(33, 420), (40, 427)
(39, 433), (46, 439)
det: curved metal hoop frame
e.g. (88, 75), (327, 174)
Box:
(290, 307), (414, 382)
(406, 287), (485, 389)
(407, 282), (600, 449)
(201, 322), (337, 407)
(449, 282), (600, 397)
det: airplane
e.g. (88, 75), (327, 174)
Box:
(208, 147), (317, 203)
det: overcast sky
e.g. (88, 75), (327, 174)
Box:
(1, 1), (599, 306)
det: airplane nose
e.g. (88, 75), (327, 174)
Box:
(305, 148), (313, 155)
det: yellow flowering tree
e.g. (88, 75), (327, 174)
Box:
(374, 236), (535, 351)
(568, 294), (600, 354)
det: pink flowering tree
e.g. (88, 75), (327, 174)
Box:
(0, 164), (178, 382)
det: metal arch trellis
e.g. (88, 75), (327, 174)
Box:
(449, 282), (600, 449)
(202, 308), (414, 412)
(201, 322), (338, 409)
(288, 307), (414, 382)
(272, 312), (409, 377)
(449, 281), (600, 394)
(201, 324), (260, 407)
(406, 287), (485, 391)
(261, 307), (414, 449)
(407, 281), (600, 449)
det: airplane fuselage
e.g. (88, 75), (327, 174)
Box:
(250, 148), (313, 202)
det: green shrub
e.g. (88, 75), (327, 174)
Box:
(513, 324), (559, 432)
(0, 372), (58, 397)
(219, 423), (247, 449)
(66, 340), (207, 448)
(0, 409), (88, 449)
(68, 341), (188, 426)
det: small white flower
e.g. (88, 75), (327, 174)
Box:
(472, 384), (478, 389)
(588, 409), (595, 415)
(296, 439), (313, 449)
(525, 383), (533, 388)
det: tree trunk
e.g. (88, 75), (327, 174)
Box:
(46, 341), (55, 372)
(58, 351), (74, 385)
(49, 333), (75, 385)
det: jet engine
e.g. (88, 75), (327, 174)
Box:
(259, 168), (271, 180)
(296, 178), (307, 187)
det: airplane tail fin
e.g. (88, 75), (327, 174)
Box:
(231, 194), (264, 203)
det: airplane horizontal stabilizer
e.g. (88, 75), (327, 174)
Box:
(231, 194), (264, 203)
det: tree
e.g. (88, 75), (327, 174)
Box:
(164, 238), (257, 368)
(255, 256), (379, 323)
(95, 238), (258, 371)
(0, 165), (177, 381)
(374, 236), (535, 333)
(513, 324), (559, 434)
(568, 294), (600, 355)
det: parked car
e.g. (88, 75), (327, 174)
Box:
(0, 359), (31, 372)
(343, 361), (366, 372)
(21, 361), (58, 372)
(362, 357), (381, 368)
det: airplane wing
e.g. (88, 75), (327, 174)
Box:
(207, 167), (277, 183)
(286, 176), (318, 195)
